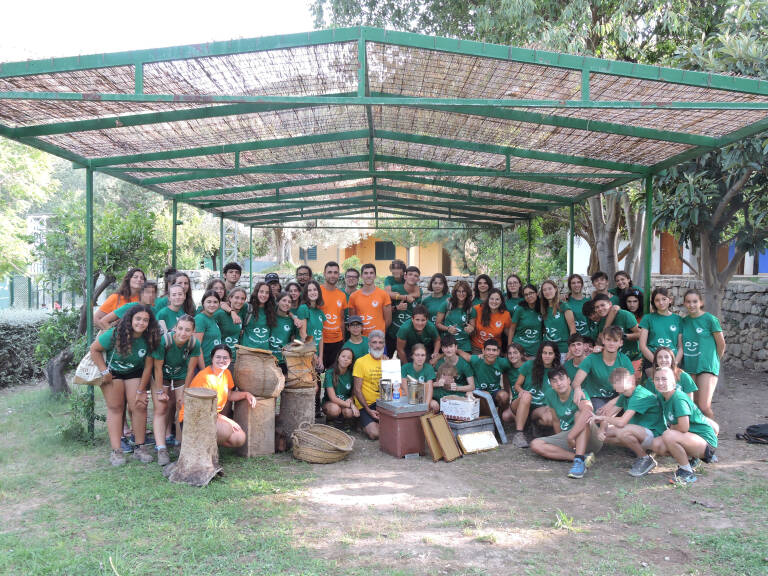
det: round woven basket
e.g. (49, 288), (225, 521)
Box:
(291, 422), (354, 464)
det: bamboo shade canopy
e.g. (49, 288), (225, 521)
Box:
(2, 27), (768, 227)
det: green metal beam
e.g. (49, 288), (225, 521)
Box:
(222, 194), (377, 217)
(377, 196), (528, 219)
(137, 154), (370, 185)
(381, 173), (574, 204)
(644, 176), (654, 314)
(4, 90), (768, 109)
(197, 184), (373, 209)
(85, 167), (95, 440)
(179, 174), (367, 200)
(241, 206), (377, 225)
(375, 201), (522, 224)
(9, 101), (326, 138)
(171, 199), (178, 268)
(568, 204), (575, 276)
(89, 129), (369, 167)
(412, 101), (719, 147)
(375, 183), (548, 211)
(4, 25), (768, 97)
(377, 130), (648, 174)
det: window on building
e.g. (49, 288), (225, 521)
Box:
(299, 246), (318, 261)
(374, 241), (396, 260)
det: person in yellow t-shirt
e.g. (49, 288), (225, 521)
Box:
(352, 330), (386, 440)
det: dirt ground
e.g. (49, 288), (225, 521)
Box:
(287, 366), (768, 576)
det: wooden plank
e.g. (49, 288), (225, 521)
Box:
(421, 412), (444, 462)
(428, 413), (462, 462)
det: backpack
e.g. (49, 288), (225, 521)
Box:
(737, 424), (768, 444)
(162, 331), (198, 360)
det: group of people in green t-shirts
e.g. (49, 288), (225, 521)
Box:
(90, 261), (725, 485)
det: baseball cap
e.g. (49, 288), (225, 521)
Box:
(345, 315), (363, 325)
(265, 272), (280, 283)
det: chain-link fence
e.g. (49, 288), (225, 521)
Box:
(0, 276), (83, 310)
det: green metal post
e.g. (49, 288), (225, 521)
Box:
(9, 276), (13, 307)
(171, 199), (178, 268)
(643, 176), (654, 314)
(248, 225), (253, 293)
(500, 226), (505, 285)
(219, 214), (224, 271)
(568, 204), (575, 276)
(27, 276), (32, 308)
(85, 167), (95, 440)
(526, 219), (532, 283)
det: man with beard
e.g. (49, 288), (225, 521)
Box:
(352, 330), (386, 440)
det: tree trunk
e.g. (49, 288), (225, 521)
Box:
(46, 346), (73, 395)
(698, 232), (724, 318)
(587, 193), (622, 279)
(78, 273), (115, 335)
(273, 228), (288, 264)
(620, 193), (647, 282)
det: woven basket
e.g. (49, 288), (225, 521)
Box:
(291, 422), (354, 464)
(234, 345), (285, 398)
(283, 341), (316, 389)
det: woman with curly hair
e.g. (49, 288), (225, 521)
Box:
(472, 274), (493, 306)
(90, 304), (160, 466)
(435, 280), (476, 360)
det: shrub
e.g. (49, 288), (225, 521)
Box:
(59, 387), (104, 443)
(0, 310), (48, 388)
(34, 308), (80, 368)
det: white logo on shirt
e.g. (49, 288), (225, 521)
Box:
(695, 327), (704, 334)
(670, 325), (677, 332)
(138, 349), (146, 358)
(495, 321), (502, 328)
(337, 300), (342, 308)
(372, 300), (379, 308)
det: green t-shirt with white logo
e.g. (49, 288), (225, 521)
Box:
(681, 313), (722, 376)
(97, 327), (149, 375)
(152, 334), (201, 380)
(511, 305), (543, 356)
(505, 296), (523, 315)
(639, 312), (682, 356)
(387, 283), (422, 339)
(297, 304), (326, 354)
(396, 319), (439, 353)
(439, 302), (476, 352)
(598, 308), (640, 360)
(113, 301), (159, 319)
(469, 355), (505, 393)
(422, 293), (449, 325)
(616, 385), (666, 437)
(402, 362), (436, 383)
(322, 369), (353, 401)
(544, 387), (587, 431)
(567, 296), (590, 337)
(194, 312), (222, 366)
(241, 308), (271, 350)
(270, 315), (297, 364)
(433, 356), (474, 400)
(542, 302), (571, 353)
(661, 389), (717, 447)
(517, 359), (551, 406)
(576, 351), (634, 399)
(214, 307), (245, 361)
(341, 337), (368, 363)
(156, 306), (185, 332)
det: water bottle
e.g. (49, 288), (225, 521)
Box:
(393, 380), (401, 401)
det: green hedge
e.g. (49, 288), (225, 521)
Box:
(0, 310), (48, 388)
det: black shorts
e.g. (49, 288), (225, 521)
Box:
(359, 402), (379, 428)
(323, 340), (344, 368)
(111, 366), (144, 380)
(703, 443), (717, 463)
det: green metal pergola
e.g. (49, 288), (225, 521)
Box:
(2, 27), (768, 434)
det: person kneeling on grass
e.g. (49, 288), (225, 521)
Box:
(655, 367), (718, 485)
(531, 366), (602, 478)
(322, 348), (359, 428)
(178, 344), (258, 448)
(592, 367), (666, 477)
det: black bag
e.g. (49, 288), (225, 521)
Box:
(737, 424), (768, 444)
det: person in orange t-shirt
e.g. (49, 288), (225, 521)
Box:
(319, 261), (348, 367)
(347, 264), (392, 338)
(470, 288), (512, 353)
(94, 268), (145, 327)
(179, 344), (258, 448)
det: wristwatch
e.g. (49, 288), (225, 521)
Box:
(100, 369), (110, 376)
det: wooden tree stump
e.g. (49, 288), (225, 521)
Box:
(275, 387), (315, 450)
(164, 388), (221, 487)
(234, 396), (276, 457)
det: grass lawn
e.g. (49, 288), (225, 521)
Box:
(1, 376), (768, 576)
